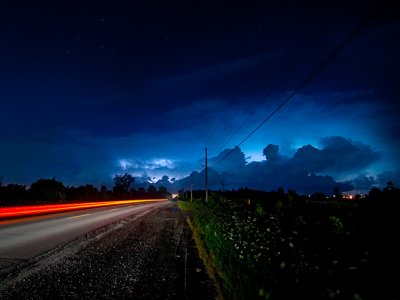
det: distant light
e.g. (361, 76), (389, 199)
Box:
(342, 194), (355, 200)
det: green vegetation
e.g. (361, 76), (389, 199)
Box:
(179, 186), (400, 299)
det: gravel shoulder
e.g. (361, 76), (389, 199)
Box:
(0, 201), (216, 299)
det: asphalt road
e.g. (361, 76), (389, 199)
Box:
(0, 201), (164, 260)
(0, 201), (216, 299)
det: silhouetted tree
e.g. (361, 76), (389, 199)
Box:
(311, 192), (326, 201)
(333, 186), (342, 199)
(0, 183), (28, 204)
(30, 178), (66, 202)
(148, 184), (157, 193)
(100, 185), (110, 199)
(100, 185), (107, 193)
(113, 173), (134, 197)
(385, 181), (394, 192)
(158, 185), (169, 196)
(368, 187), (382, 200)
(75, 184), (98, 200)
(287, 189), (299, 205)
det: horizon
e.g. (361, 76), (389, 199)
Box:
(1, 0), (399, 195)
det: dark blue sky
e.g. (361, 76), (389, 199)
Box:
(1, 0), (399, 193)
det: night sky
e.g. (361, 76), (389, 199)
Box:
(1, 0), (399, 194)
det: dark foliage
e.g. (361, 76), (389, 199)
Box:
(179, 182), (400, 299)
(0, 176), (170, 206)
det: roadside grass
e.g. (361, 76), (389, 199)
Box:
(186, 217), (225, 300)
(178, 194), (378, 299)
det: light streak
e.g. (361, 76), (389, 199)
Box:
(0, 199), (167, 219)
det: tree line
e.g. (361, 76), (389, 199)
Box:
(181, 181), (400, 212)
(0, 173), (170, 206)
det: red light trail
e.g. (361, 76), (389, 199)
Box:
(0, 199), (167, 219)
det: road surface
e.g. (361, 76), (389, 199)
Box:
(0, 201), (163, 260)
(0, 201), (215, 299)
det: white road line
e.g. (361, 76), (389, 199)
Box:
(66, 214), (91, 220)
(138, 210), (151, 217)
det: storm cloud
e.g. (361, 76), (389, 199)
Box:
(172, 136), (381, 195)
(291, 136), (379, 174)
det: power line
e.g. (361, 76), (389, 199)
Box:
(211, 5), (378, 168)
(209, 0), (337, 155)
(206, 1), (314, 154)
(213, 4), (335, 154)
(204, 1), (282, 150)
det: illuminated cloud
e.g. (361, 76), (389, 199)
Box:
(172, 136), (384, 194)
(0, 0), (398, 191)
(114, 157), (190, 183)
(118, 159), (134, 170)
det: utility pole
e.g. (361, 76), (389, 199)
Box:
(190, 183), (193, 202)
(185, 180), (188, 200)
(205, 147), (208, 203)
(220, 179), (225, 192)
